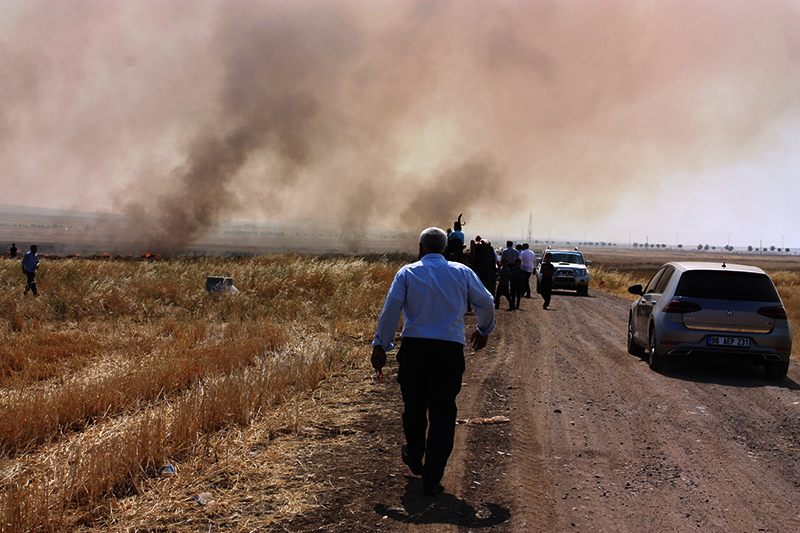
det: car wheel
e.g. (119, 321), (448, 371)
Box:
(536, 279), (541, 294)
(764, 360), (789, 380)
(627, 315), (644, 356)
(577, 285), (588, 297)
(648, 325), (667, 372)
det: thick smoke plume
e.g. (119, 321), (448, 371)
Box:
(1, 1), (798, 253)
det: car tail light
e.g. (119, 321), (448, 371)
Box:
(663, 300), (702, 313)
(758, 306), (788, 319)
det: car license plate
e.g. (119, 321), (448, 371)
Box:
(707, 336), (750, 348)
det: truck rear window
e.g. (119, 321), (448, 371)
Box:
(674, 271), (780, 302)
(550, 253), (583, 264)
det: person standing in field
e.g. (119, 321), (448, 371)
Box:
(520, 243), (536, 298)
(539, 252), (555, 309)
(9, 243), (17, 259)
(371, 227), (495, 496)
(21, 244), (39, 297)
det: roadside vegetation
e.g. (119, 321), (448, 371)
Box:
(0, 254), (408, 532)
(0, 251), (795, 531)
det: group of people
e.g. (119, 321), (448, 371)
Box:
(494, 241), (557, 310)
(370, 226), (562, 498)
(7, 243), (40, 296)
(494, 241), (537, 310)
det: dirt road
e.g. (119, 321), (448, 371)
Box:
(280, 289), (800, 532)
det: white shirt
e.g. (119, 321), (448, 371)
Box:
(520, 249), (536, 273)
(373, 253), (495, 351)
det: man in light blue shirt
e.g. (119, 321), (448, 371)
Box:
(501, 240), (519, 265)
(449, 215), (465, 248)
(372, 227), (495, 495)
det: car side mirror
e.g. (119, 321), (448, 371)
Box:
(585, 260), (592, 266)
(628, 284), (644, 296)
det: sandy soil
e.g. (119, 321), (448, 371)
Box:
(275, 289), (800, 532)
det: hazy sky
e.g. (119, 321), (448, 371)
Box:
(1, 0), (798, 252)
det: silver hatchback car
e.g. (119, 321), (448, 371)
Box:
(627, 262), (792, 379)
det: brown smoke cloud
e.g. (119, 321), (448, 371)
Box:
(1, 0), (798, 253)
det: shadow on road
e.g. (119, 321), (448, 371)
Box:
(374, 476), (511, 528)
(637, 356), (800, 390)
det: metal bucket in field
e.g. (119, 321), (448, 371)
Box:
(205, 276), (238, 294)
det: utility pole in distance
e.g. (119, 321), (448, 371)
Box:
(527, 212), (532, 243)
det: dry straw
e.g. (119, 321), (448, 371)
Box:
(0, 253), (403, 532)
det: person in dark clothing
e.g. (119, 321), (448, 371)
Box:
(539, 252), (555, 309)
(509, 258), (524, 310)
(494, 258), (512, 310)
(21, 244), (39, 297)
(9, 243), (17, 258)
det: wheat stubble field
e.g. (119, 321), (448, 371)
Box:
(0, 251), (797, 531)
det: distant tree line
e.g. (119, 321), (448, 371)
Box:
(632, 243), (668, 248)
(626, 243), (791, 253)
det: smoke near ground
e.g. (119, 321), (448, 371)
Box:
(1, 1), (798, 253)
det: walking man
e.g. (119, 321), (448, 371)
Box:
(520, 243), (536, 298)
(494, 258), (512, 310)
(371, 227), (495, 495)
(509, 258), (524, 310)
(22, 244), (39, 297)
(539, 252), (555, 309)
(9, 243), (17, 259)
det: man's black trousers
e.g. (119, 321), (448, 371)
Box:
(541, 280), (553, 307)
(24, 271), (37, 296)
(494, 283), (511, 309)
(523, 270), (532, 297)
(396, 337), (465, 486)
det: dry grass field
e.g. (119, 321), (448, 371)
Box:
(0, 253), (409, 532)
(0, 250), (796, 531)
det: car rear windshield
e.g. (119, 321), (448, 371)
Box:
(674, 271), (780, 302)
(550, 253), (583, 264)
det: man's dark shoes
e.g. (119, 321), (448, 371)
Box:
(401, 445), (422, 476)
(423, 482), (445, 495)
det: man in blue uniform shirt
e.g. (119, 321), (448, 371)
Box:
(21, 244), (39, 297)
(371, 227), (495, 495)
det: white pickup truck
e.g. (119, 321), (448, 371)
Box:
(536, 248), (592, 296)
